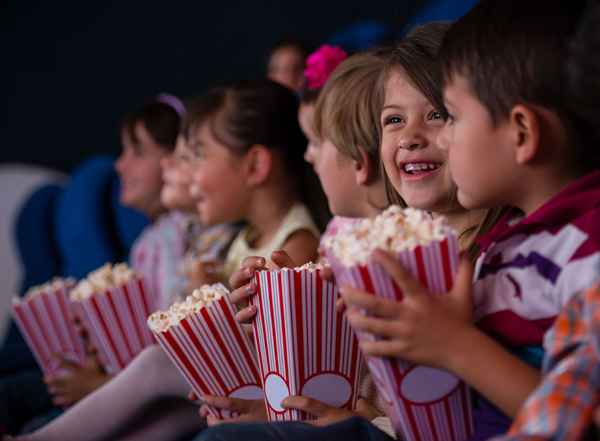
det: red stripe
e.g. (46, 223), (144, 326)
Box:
(180, 319), (228, 392)
(358, 266), (375, 294)
(90, 297), (125, 368)
(138, 278), (151, 319)
(13, 304), (49, 369)
(266, 274), (280, 374)
(392, 279), (404, 301)
(121, 283), (144, 350)
(315, 271), (323, 372)
(105, 289), (133, 359)
(334, 290), (344, 373)
(278, 272), (290, 385)
(439, 239), (454, 291)
(254, 272), (270, 376)
(28, 299), (54, 356)
(221, 298), (261, 382)
(58, 292), (83, 357)
(403, 397), (423, 441)
(200, 306), (245, 385)
(161, 329), (210, 393)
(460, 383), (474, 436)
(41, 293), (66, 352)
(443, 396), (457, 441)
(425, 404), (440, 440)
(414, 247), (429, 287)
(294, 270), (305, 387)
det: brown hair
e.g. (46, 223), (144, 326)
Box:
(184, 79), (331, 230)
(313, 48), (391, 166)
(381, 22), (451, 207)
(121, 99), (182, 152)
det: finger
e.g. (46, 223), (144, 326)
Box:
(358, 339), (407, 358)
(339, 286), (400, 318)
(270, 250), (296, 269)
(206, 414), (223, 426)
(188, 390), (197, 401)
(281, 396), (328, 416)
(345, 310), (403, 338)
(235, 305), (257, 324)
(229, 258), (266, 288)
(335, 297), (346, 313)
(201, 395), (236, 411)
(199, 404), (211, 418)
(229, 283), (256, 305)
(372, 249), (425, 295)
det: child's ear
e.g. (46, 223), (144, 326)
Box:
(354, 148), (377, 186)
(510, 104), (540, 165)
(244, 144), (272, 186)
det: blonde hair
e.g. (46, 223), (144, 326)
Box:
(313, 48), (392, 165)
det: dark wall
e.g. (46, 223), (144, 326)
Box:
(3, 1), (422, 172)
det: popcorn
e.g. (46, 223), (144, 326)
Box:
(147, 283), (228, 333)
(70, 263), (137, 300)
(15, 277), (75, 303)
(293, 261), (326, 271)
(322, 206), (455, 266)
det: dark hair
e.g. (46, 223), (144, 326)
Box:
(439, 0), (593, 168)
(121, 99), (182, 151)
(382, 22), (451, 207)
(567, 1), (600, 149)
(185, 79), (330, 230)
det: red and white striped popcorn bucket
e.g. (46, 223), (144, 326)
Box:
(252, 268), (363, 421)
(74, 277), (156, 374)
(12, 285), (86, 375)
(326, 235), (474, 441)
(151, 295), (263, 418)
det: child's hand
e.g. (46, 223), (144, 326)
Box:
(44, 354), (110, 407)
(186, 259), (221, 289)
(228, 251), (299, 324)
(281, 396), (376, 427)
(340, 249), (475, 371)
(198, 396), (266, 426)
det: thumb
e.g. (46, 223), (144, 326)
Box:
(270, 250), (296, 269)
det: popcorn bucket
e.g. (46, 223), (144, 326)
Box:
(12, 285), (85, 375)
(74, 277), (156, 374)
(151, 295), (263, 418)
(327, 235), (474, 441)
(252, 268), (362, 421)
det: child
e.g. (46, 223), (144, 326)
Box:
(192, 46), (393, 433)
(488, 2), (600, 439)
(14, 101), (237, 441)
(266, 38), (309, 93)
(341, 1), (600, 440)
(0, 95), (187, 438)
(185, 79), (325, 278)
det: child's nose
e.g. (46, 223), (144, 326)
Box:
(398, 133), (427, 151)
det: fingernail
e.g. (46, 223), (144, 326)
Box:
(246, 283), (255, 294)
(258, 257), (266, 265)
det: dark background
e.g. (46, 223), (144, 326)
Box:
(2, 0), (475, 173)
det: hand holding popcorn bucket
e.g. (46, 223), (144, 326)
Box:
(148, 284), (263, 418)
(251, 264), (363, 421)
(12, 279), (86, 375)
(324, 207), (474, 441)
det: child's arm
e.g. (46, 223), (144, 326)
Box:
(340, 250), (540, 417)
(280, 229), (319, 266)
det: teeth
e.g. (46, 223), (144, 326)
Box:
(403, 163), (439, 173)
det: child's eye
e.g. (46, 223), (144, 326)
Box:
(427, 110), (446, 121)
(384, 115), (404, 126)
